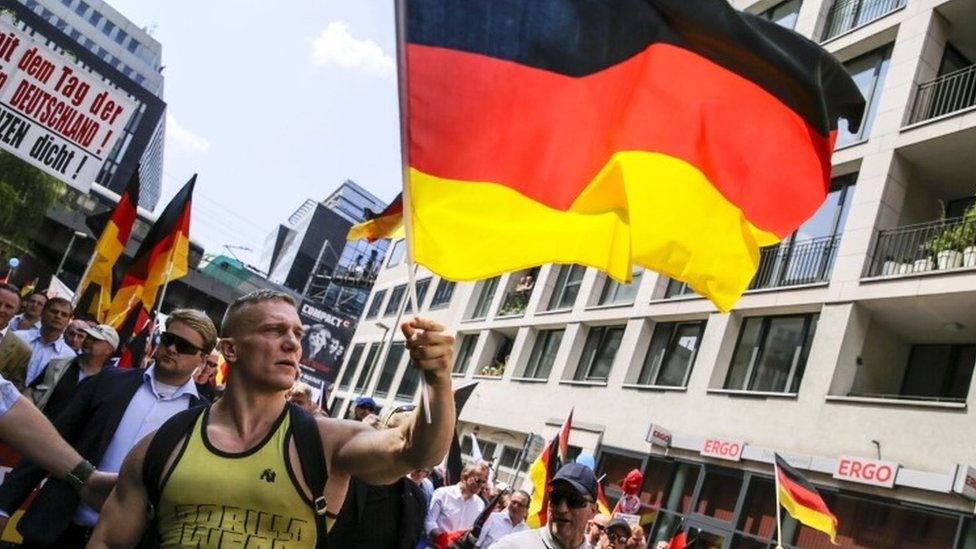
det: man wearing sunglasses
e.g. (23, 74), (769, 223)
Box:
(492, 463), (599, 549)
(0, 309), (216, 547)
(90, 289), (458, 549)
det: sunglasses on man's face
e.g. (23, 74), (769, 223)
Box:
(159, 332), (202, 355)
(548, 491), (592, 509)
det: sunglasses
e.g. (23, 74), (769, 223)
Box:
(548, 491), (592, 509)
(160, 332), (203, 355)
(608, 532), (629, 543)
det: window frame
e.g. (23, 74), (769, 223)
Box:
(637, 321), (705, 387)
(384, 285), (406, 317)
(723, 314), (819, 394)
(453, 334), (478, 375)
(548, 265), (587, 310)
(523, 329), (565, 380)
(574, 325), (626, 382)
(429, 279), (456, 309)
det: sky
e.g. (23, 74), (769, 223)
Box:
(108, 0), (403, 267)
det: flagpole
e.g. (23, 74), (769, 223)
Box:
(72, 250), (98, 308)
(153, 259), (176, 317)
(774, 457), (784, 549)
(393, 0), (433, 425)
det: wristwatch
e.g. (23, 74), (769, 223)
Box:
(65, 459), (95, 491)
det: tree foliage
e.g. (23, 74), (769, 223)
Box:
(0, 150), (64, 258)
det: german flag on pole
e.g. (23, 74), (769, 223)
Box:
(775, 453), (838, 544)
(76, 170), (140, 322)
(106, 175), (195, 328)
(402, 0), (865, 311)
(347, 193), (404, 243)
(526, 409), (573, 528)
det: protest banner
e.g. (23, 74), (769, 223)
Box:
(297, 299), (357, 384)
(0, 15), (137, 192)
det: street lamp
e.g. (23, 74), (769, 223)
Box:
(55, 231), (88, 278)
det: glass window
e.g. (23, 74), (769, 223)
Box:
(374, 343), (405, 397)
(387, 239), (405, 268)
(575, 325), (625, 382)
(354, 343), (382, 392)
(724, 314), (819, 393)
(499, 446), (521, 468)
(338, 344), (365, 390)
(114, 28), (127, 45)
(523, 329), (564, 380)
(738, 478), (777, 540)
(637, 321), (704, 387)
(479, 334), (514, 377)
(396, 360), (422, 400)
(837, 46), (891, 147)
(87, 10), (101, 26)
(404, 278), (431, 313)
(102, 20), (115, 37)
(664, 278), (696, 299)
(384, 285), (406, 316)
(548, 265), (586, 310)
(127, 39), (139, 53)
(599, 269), (643, 305)
(469, 277), (499, 319)
(329, 398), (346, 419)
(597, 451), (643, 494)
(429, 279), (456, 309)
(74, 1), (88, 17)
(901, 344), (975, 401)
(453, 334), (478, 374)
(758, 0), (801, 29)
(364, 289), (386, 320)
(695, 469), (744, 522)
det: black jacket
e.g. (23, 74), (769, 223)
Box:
(0, 367), (206, 547)
(329, 477), (428, 549)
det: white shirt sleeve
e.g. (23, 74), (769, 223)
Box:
(425, 487), (446, 536)
(0, 374), (21, 417)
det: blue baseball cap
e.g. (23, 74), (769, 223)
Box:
(354, 396), (380, 412)
(550, 462), (598, 499)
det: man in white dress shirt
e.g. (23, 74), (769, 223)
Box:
(477, 489), (529, 547)
(425, 462), (489, 545)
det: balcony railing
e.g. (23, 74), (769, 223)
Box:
(821, 0), (905, 41)
(749, 235), (840, 290)
(847, 391), (966, 404)
(497, 287), (534, 317)
(868, 216), (976, 277)
(908, 64), (976, 125)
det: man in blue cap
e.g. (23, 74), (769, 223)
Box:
(491, 462), (598, 548)
(353, 395), (381, 421)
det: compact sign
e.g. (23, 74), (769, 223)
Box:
(953, 465), (976, 502)
(833, 455), (899, 488)
(700, 438), (745, 462)
(645, 424), (672, 448)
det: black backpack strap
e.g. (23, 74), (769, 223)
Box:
(287, 402), (330, 548)
(142, 405), (208, 514)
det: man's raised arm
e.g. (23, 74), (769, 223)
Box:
(326, 317), (455, 484)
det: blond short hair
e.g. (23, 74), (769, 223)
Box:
(221, 289), (297, 338)
(167, 309), (218, 353)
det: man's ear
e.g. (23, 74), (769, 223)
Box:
(219, 338), (237, 362)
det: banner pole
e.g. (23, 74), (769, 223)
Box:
(774, 457), (784, 549)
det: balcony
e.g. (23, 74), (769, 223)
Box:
(867, 214), (976, 278)
(496, 268), (538, 317)
(908, 65), (976, 125)
(748, 236), (839, 290)
(821, 0), (905, 41)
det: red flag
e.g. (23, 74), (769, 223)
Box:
(557, 408), (573, 464)
(667, 531), (688, 549)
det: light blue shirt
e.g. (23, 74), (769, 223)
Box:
(13, 329), (75, 386)
(0, 374), (20, 417)
(74, 365), (198, 526)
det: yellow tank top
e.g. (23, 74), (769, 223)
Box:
(156, 407), (318, 548)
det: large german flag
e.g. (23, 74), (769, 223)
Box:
(106, 176), (195, 328)
(76, 170), (140, 322)
(403, 0), (865, 311)
(775, 453), (838, 544)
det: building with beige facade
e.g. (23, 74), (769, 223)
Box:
(331, 0), (976, 546)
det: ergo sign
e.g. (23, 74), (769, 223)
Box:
(700, 438), (744, 462)
(833, 455), (898, 488)
(645, 424), (672, 448)
(953, 465), (976, 502)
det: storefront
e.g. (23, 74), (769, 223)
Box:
(596, 448), (976, 548)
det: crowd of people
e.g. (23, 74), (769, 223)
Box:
(0, 282), (662, 548)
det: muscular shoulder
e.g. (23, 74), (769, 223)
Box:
(315, 416), (370, 459)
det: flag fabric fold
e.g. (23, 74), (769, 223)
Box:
(76, 170), (140, 321)
(526, 409), (573, 528)
(105, 175), (195, 329)
(775, 452), (839, 544)
(402, 0), (865, 311)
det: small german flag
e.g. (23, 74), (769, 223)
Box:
(526, 409), (573, 528)
(775, 453), (838, 544)
(105, 175), (195, 328)
(76, 169), (140, 321)
(347, 193), (404, 243)
(403, 0), (865, 311)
